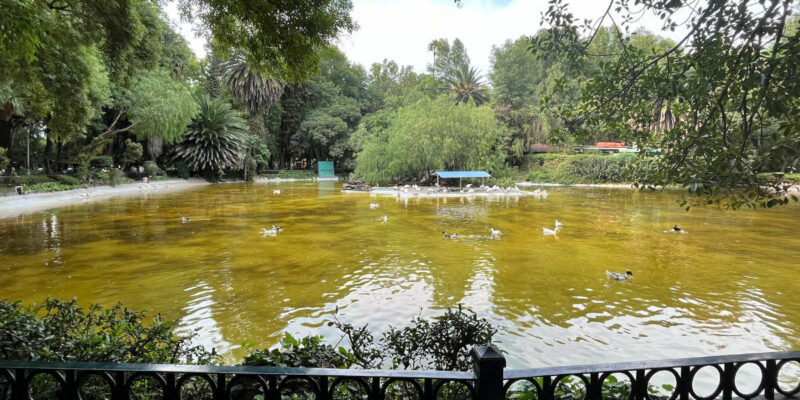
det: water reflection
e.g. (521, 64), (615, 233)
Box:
(0, 182), (798, 368)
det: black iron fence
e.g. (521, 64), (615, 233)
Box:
(1, 348), (799, 400)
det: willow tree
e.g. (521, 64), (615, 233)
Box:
(353, 96), (507, 184)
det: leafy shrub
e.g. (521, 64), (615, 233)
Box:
(22, 182), (76, 192)
(526, 153), (650, 184)
(243, 333), (356, 368)
(0, 298), (216, 363)
(90, 155), (114, 168)
(275, 169), (316, 179)
(120, 139), (143, 166)
(108, 168), (125, 186)
(175, 161), (190, 179)
(92, 170), (132, 186)
(50, 174), (81, 185)
(143, 160), (159, 177)
(0, 174), (53, 186)
(0, 146), (8, 171)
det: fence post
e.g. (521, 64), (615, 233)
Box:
(471, 346), (506, 400)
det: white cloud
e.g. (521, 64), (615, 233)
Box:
(163, 2), (207, 59)
(166, 0), (687, 76)
(339, 0), (613, 75)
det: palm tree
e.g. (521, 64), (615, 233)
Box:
(222, 51), (283, 115)
(173, 97), (249, 173)
(443, 65), (489, 106)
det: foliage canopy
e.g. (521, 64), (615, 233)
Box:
(354, 96), (507, 184)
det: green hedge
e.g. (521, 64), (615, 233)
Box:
(0, 174), (54, 186)
(526, 153), (648, 184)
(91, 155), (114, 168)
(51, 174), (81, 185)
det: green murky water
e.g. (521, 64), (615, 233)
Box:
(1, 182), (799, 369)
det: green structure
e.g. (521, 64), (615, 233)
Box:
(318, 161), (336, 181)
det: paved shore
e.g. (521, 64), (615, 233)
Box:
(0, 179), (209, 219)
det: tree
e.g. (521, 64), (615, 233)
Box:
(529, 0), (800, 208)
(177, 0), (356, 82)
(222, 50), (284, 115)
(353, 96), (507, 184)
(174, 96), (249, 173)
(117, 69), (197, 144)
(427, 38), (471, 82)
(368, 59), (420, 98)
(442, 64), (489, 106)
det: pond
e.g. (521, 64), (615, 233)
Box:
(1, 182), (799, 370)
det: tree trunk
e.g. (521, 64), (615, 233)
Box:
(44, 136), (53, 173)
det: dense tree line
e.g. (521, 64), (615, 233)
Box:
(1, 0), (797, 207)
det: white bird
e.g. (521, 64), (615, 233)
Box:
(555, 220), (563, 229)
(465, 184), (472, 188)
(381, 215), (388, 222)
(442, 231), (458, 239)
(543, 227), (558, 236)
(607, 270), (633, 280)
(369, 203), (380, 209)
(261, 225), (282, 236)
(181, 217), (191, 223)
(490, 228), (502, 236)
(273, 189), (281, 195)
(370, 192), (377, 197)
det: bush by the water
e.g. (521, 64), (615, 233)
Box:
(90, 155), (114, 168)
(143, 160), (159, 177)
(526, 153), (651, 184)
(0, 174), (54, 186)
(0, 298), (215, 363)
(0, 298), (653, 399)
(22, 182), (77, 192)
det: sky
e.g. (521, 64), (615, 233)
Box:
(163, 0), (684, 76)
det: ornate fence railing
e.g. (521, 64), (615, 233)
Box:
(1, 347), (799, 400)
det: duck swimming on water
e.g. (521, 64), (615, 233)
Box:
(442, 231), (458, 239)
(665, 225), (688, 234)
(606, 270), (633, 280)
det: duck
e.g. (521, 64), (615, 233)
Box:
(381, 215), (388, 222)
(555, 220), (563, 229)
(665, 224), (688, 234)
(542, 227), (558, 236)
(273, 189), (281, 195)
(442, 231), (458, 239)
(490, 228), (502, 236)
(369, 203), (380, 209)
(261, 225), (282, 236)
(181, 217), (191, 223)
(607, 270), (633, 280)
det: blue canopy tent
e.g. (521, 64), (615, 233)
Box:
(433, 170), (492, 188)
